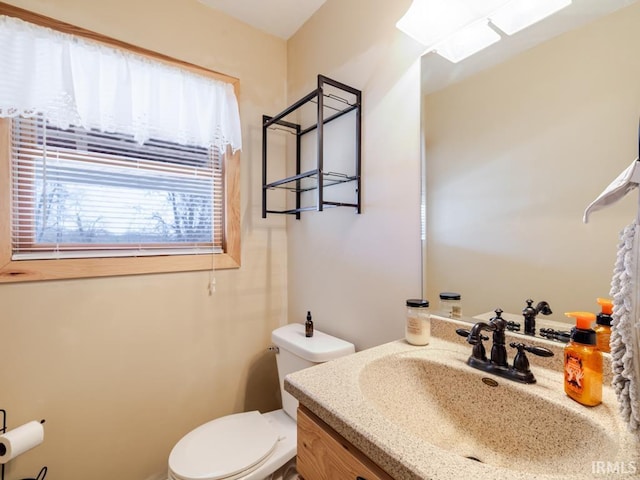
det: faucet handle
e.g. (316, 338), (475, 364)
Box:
(505, 320), (521, 332)
(455, 329), (488, 341)
(508, 342), (553, 384)
(457, 328), (489, 362)
(539, 328), (571, 343)
(509, 342), (554, 356)
(455, 328), (468, 338)
(523, 344), (554, 357)
(509, 342), (554, 374)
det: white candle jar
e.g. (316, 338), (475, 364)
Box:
(405, 298), (430, 346)
(439, 292), (462, 318)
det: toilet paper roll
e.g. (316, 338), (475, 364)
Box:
(0, 421), (44, 464)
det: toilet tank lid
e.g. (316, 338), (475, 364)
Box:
(271, 323), (355, 362)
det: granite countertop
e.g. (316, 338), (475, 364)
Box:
(285, 316), (638, 479)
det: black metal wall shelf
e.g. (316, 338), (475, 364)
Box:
(262, 75), (362, 219)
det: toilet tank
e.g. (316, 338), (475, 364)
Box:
(271, 323), (355, 420)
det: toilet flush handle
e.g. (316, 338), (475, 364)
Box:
(267, 345), (279, 354)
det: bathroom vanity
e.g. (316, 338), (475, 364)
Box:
(297, 406), (392, 480)
(285, 315), (638, 480)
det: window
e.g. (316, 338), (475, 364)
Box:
(12, 117), (223, 257)
(0, 5), (241, 282)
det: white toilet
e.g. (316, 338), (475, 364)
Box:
(167, 323), (355, 480)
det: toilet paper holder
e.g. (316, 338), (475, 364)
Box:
(0, 409), (47, 480)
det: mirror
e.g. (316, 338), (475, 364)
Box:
(420, 0), (640, 341)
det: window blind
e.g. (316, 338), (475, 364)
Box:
(11, 115), (224, 260)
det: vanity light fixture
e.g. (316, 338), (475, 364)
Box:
(490, 0), (572, 35)
(396, 0), (573, 63)
(396, 0), (507, 48)
(431, 19), (501, 64)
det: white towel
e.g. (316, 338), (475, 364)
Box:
(584, 158), (640, 223)
(610, 221), (640, 436)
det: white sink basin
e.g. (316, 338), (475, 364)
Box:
(359, 348), (621, 475)
(286, 334), (640, 480)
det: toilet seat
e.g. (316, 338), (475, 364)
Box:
(168, 411), (280, 480)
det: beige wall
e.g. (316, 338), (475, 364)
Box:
(285, 0), (424, 350)
(0, 1), (288, 479)
(424, 3), (640, 319)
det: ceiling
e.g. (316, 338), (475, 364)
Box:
(197, 0), (639, 92)
(197, 0), (326, 39)
(420, 0), (639, 92)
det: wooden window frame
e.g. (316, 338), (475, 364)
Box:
(0, 3), (240, 283)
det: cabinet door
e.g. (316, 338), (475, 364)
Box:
(297, 406), (393, 480)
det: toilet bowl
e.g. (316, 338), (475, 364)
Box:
(167, 323), (355, 480)
(168, 409), (296, 480)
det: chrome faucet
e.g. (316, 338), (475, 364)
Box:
(457, 308), (553, 384)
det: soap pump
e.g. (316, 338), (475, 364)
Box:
(305, 311), (314, 337)
(595, 297), (613, 353)
(563, 312), (602, 407)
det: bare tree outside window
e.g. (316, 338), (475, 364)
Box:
(16, 118), (219, 254)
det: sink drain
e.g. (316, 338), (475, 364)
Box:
(465, 456), (483, 463)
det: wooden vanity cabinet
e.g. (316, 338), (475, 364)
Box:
(297, 406), (394, 480)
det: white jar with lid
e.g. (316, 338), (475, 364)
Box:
(439, 292), (462, 318)
(405, 299), (430, 346)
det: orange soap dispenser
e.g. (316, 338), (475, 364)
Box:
(595, 298), (613, 353)
(564, 312), (602, 406)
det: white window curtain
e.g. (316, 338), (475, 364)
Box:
(0, 15), (242, 153)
